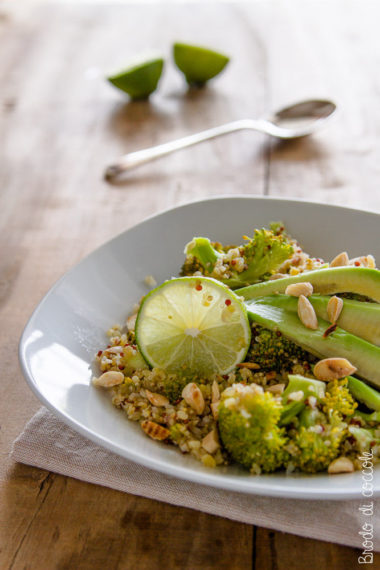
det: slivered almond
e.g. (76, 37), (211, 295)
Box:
(285, 282), (313, 297)
(211, 380), (220, 403)
(328, 457), (354, 474)
(210, 402), (220, 419)
(145, 389), (169, 407)
(297, 295), (318, 329)
(237, 362), (260, 369)
(314, 357), (357, 381)
(266, 383), (285, 395)
(182, 382), (205, 414)
(327, 296), (343, 323)
(92, 370), (124, 388)
(202, 428), (220, 454)
(330, 251), (349, 267)
(141, 420), (170, 441)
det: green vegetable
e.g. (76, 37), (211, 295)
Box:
(245, 301), (380, 388)
(218, 384), (289, 473)
(236, 266), (380, 303)
(251, 294), (380, 347)
(249, 326), (313, 372)
(282, 374), (326, 402)
(347, 376), (380, 411)
(182, 229), (293, 288)
(348, 426), (380, 453)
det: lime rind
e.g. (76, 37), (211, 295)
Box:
(173, 42), (230, 86)
(135, 276), (251, 377)
(107, 57), (164, 100)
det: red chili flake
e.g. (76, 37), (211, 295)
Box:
(223, 375), (229, 380)
(195, 284), (203, 291)
(323, 323), (337, 338)
(118, 365), (125, 371)
(173, 399), (182, 405)
(225, 299), (232, 306)
(303, 362), (311, 370)
(276, 331), (282, 337)
(231, 259), (237, 265)
(97, 350), (103, 357)
(120, 352), (124, 357)
(354, 261), (360, 267)
(370, 441), (376, 447)
(107, 345), (111, 349)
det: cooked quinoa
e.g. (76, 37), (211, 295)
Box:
(92, 227), (380, 474)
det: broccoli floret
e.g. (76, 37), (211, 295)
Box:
(162, 375), (189, 403)
(283, 375), (349, 473)
(218, 383), (289, 473)
(249, 326), (314, 372)
(323, 379), (358, 419)
(291, 416), (347, 473)
(182, 228), (294, 288)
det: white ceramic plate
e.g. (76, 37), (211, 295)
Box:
(19, 196), (380, 499)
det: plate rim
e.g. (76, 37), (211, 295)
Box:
(19, 195), (380, 500)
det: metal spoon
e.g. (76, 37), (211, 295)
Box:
(104, 99), (336, 180)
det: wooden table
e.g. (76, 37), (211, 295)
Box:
(1, 1), (379, 568)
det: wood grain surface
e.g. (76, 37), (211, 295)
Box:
(1, 1), (380, 568)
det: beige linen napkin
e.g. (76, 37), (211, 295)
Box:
(12, 407), (379, 552)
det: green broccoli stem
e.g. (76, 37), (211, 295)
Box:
(347, 376), (380, 411)
(282, 374), (326, 403)
(279, 401), (305, 425)
(185, 237), (221, 273)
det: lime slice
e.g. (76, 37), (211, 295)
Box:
(107, 56), (164, 100)
(135, 277), (251, 377)
(173, 43), (230, 86)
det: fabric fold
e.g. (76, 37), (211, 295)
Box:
(11, 407), (379, 552)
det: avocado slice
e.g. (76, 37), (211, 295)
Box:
(237, 267), (380, 303)
(245, 300), (380, 388)
(250, 294), (380, 346)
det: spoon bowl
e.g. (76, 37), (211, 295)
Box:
(268, 99), (337, 137)
(105, 99), (337, 179)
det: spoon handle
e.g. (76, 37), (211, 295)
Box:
(104, 118), (267, 179)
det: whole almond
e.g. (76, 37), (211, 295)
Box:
(330, 252), (349, 267)
(298, 295), (318, 329)
(314, 357), (357, 381)
(285, 282), (313, 297)
(327, 295), (343, 323)
(182, 382), (205, 414)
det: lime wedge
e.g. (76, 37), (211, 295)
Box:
(173, 43), (230, 86)
(107, 56), (164, 100)
(135, 277), (251, 377)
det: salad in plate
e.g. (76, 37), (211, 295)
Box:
(92, 223), (380, 475)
